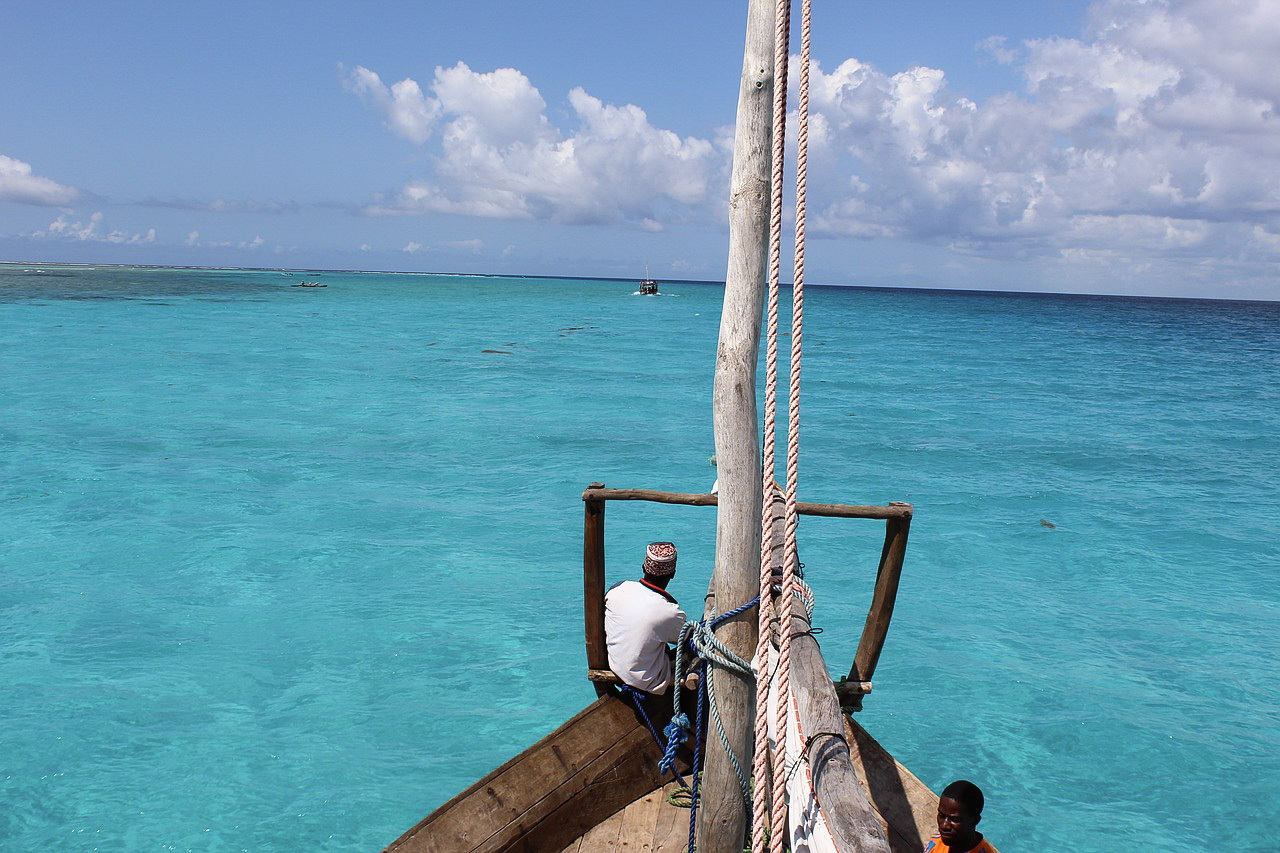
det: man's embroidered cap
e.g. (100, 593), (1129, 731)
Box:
(642, 542), (677, 577)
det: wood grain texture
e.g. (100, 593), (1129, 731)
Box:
(583, 489), (608, 675)
(844, 716), (939, 853)
(385, 696), (669, 853)
(701, 0), (778, 847)
(580, 486), (913, 520)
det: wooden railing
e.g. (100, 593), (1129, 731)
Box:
(581, 482), (912, 708)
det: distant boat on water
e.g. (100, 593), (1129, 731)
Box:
(638, 263), (659, 295)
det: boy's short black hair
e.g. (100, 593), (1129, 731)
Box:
(941, 780), (984, 819)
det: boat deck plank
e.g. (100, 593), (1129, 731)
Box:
(651, 785), (688, 852)
(561, 781), (689, 853)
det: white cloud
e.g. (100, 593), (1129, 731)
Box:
(34, 211), (155, 245)
(349, 62), (717, 228)
(0, 155), (79, 206)
(801, 0), (1280, 268)
(979, 36), (1018, 66)
(46, 212), (103, 240)
(345, 65), (442, 145)
(433, 63), (551, 150)
(403, 241), (423, 253)
(1250, 224), (1280, 254)
(341, 0), (1280, 288)
(107, 227), (156, 245)
(1085, 0), (1280, 105)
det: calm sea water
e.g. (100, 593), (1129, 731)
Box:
(2, 264), (1277, 851)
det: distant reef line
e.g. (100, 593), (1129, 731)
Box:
(3, 260), (1275, 305)
(0, 260), (714, 288)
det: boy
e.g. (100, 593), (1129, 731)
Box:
(923, 780), (998, 853)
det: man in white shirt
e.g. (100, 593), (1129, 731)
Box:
(604, 542), (687, 695)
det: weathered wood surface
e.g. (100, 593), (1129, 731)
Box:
(384, 696), (684, 853)
(551, 718), (933, 853)
(848, 507), (911, 693)
(764, 485), (891, 851)
(580, 486), (914, 520)
(391, 658), (933, 853)
(785, 587), (892, 851)
(386, 701), (934, 852)
(703, 0), (777, 847)
(844, 716), (940, 853)
(560, 782), (689, 853)
(583, 484), (608, 677)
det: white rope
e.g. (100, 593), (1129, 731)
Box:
(751, 0), (792, 845)
(752, 0), (813, 850)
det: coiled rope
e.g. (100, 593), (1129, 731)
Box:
(659, 596), (760, 853)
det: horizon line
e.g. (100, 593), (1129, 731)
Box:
(2, 259), (1277, 306)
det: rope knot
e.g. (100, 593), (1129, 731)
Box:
(658, 713), (691, 775)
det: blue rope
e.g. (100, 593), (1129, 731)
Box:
(618, 684), (689, 789)
(658, 713), (690, 775)
(688, 658), (706, 853)
(679, 594), (761, 852)
(714, 595), (762, 624)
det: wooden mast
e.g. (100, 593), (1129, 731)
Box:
(701, 0), (777, 849)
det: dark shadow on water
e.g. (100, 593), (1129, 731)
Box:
(0, 265), (286, 302)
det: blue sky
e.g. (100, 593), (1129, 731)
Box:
(3, 0), (1279, 300)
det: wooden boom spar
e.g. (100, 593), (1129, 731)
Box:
(581, 486), (913, 519)
(582, 486), (912, 691)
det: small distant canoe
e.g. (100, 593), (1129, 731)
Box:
(292, 281), (326, 288)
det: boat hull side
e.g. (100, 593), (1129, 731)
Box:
(384, 695), (678, 853)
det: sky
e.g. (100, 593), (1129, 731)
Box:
(3, 0), (1279, 300)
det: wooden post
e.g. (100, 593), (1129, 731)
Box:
(701, 0), (776, 848)
(840, 502), (912, 710)
(583, 482), (609, 685)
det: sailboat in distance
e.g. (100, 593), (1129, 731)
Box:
(639, 262), (659, 295)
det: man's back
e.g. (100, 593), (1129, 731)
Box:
(604, 578), (686, 694)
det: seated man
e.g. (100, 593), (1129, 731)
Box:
(924, 779), (999, 853)
(604, 542), (686, 696)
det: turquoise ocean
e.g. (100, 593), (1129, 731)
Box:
(2, 264), (1277, 851)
